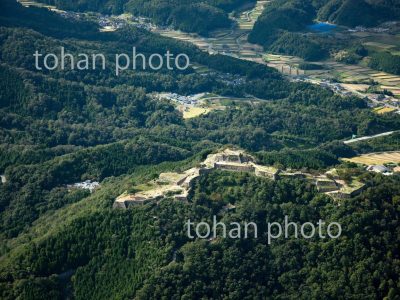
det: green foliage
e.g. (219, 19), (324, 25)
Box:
(39, 0), (126, 14)
(248, 0), (315, 45)
(318, 0), (400, 27)
(137, 173), (400, 299)
(268, 32), (328, 61)
(0, 276), (62, 300)
(35, 0), (251, 35)
(369, 52), (400, 76)
(0, 0), (99, 39)
(1, 2), (400, 299)
(298, 62), (325, 70)
(1, 0), (400, 240)
(255, 141), (356, 170)
(256, 148), (338, 169)
(349, 132), (400, 154)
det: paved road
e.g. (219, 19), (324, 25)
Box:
(344, 131), (397, 144)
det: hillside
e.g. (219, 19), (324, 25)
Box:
(1, 0), (400, 299)
(318, 0), (400, 27)
(34, 0), (253, 35)
(249, 0), (400, 49)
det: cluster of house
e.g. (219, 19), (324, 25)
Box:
(98, 16), (126, 30)
(113, 148), (368, 209)
(131, 16), (155, 30)
(292, 78), (355, 97)
(366, 164), (400, 176)
(348, 26), (389, 33)
(59, 11), (81, 20)
(367, 93), (400, 108)
(67, 180), (100, 193)
(160, 93), (203, 106)
(216, 73), (246, 86)
(319, 80), (353, 96)
(347, 22), (400, 34)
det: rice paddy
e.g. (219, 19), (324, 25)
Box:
(153, 0), (268, 61)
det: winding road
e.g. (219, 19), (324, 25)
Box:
(344, 131), (398, 144)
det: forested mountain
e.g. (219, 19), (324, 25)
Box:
(34, 0), (252, 34)
(1, 169), (400, 299)
(318, 0), (400, 27)
(1, 0), (399, 237)
(1, 0), (400, 299)
(248, 0), (315, 45)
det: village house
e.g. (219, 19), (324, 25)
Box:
(367, 165), (391, 174)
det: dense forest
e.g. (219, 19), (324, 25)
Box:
(1, 169), (400, 299)
(248, 0), (315, 45)
(1, 0), (400, 299)
(268, 32), (329, 61)
(317, 0), (400, 27)
(368, 52), (400, 75)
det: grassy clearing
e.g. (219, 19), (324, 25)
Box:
(181, 107), (211, 119)
(374, 107), (397, 114)
(363, 41), (396, 50)
(341, 83), (370, 92)
(343, 151), (400, 165)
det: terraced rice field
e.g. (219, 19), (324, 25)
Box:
(18, 0), (53, 8)
(363, 41), (396, 50)
(153, 0), (268, 61)
(18, 0), (400, 101)
(264, 54), (305, 75)
(262, 29), (400, 94)
(237, 1), (267, 29)
(17, 0), (64, 12)
(319, 61), (400, 96)
(343, 152), (400, 165)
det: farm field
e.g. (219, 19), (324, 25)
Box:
(341, 83), (369, 92)
(373, 106), (398, 114)
(155, 92), (256, 120)
(153, 0), (268, 60)
(18, 0), (54, 8)
(264, 54), (306, 75)
(177, 95), (261, 119)
(343, 151), (400, 165)
(17, 0), (400, 109)
(264, 52), (400, 104)
(180, 107), (211, 119)
(357, 31), (400, 54)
